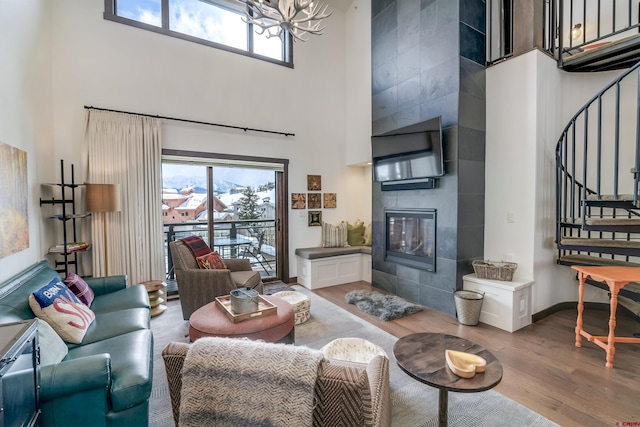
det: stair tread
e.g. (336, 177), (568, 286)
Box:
(586, 194), (638, 201)
(559, 254), (640, 267)
(560, 238), (640, 248)
(586, 218), (640, 226)
(619, 296), (640, 316)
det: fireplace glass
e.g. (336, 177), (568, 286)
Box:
(385, 209), (436, 271)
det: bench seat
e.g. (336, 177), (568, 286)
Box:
(295, 246), (371, 289)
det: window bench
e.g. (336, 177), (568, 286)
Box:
(295, 246), (371, 289)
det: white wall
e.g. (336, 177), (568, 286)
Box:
(0, 0), (53, 281)
(486, 50), (626, 312)
(0, 0), (372, 280)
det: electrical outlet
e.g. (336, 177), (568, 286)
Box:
(507, 212), (515, 223)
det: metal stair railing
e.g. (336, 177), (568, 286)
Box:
(556, 60), (640, 261)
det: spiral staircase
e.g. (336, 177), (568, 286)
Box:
(554, 2), (640, 320)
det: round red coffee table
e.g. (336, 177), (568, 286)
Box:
(188, 295), (295, 344)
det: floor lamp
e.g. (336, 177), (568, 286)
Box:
(86, 183), (121, 276)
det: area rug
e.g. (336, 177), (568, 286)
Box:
(148, 287), (559, 427)
(345, 289), (423, 321)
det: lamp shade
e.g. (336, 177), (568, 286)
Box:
(86, 183), (121, 213)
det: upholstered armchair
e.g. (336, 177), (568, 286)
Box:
(169, 239), (263, 320)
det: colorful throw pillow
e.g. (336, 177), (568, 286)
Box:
(29, 279), (95, 344)
(321, 221), (349, 248)
(347, 221), (366, 246)
(64, 273), (95, 306)
(196, 251), (227, 270)
(36, 319), (68, 365)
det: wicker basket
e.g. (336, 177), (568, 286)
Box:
(472, 260), (517, 281)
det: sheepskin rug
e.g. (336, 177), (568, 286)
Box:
(345, 290), (423, 321)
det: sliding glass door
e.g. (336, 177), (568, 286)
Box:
(161, 151), (289, 291)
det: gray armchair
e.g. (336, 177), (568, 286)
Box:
(169, 239), (263, 320)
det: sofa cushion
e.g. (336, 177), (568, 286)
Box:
(29, 279), (96, 344)
(196, 251), (227, 270)
(36, 318), (69, 366)
(66, 307), (151, 349)
(89, 284), (150, 314)
(320, 221), (349, 248)
(64, 329), (153, 412)
(295, 246), (370, 260)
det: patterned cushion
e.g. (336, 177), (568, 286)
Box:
(64, 272), (95, 306)
(320, 221), (349, 248)
(29, 279), (95, 344)
(196, 251), (227, 270)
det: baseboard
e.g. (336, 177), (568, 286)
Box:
(532, 301), (625, 323)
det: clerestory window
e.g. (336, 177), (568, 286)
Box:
(104, 0), (293, 67)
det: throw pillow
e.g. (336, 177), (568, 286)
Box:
(347, 221), (366, 246)
(364, 223), (372, 246)
(36, 319), (68, 365)
(64, 273), (95, 306)
(29, 279), (95, 344)
(196, 251), (227, 270)
(321, 221), (349, 248)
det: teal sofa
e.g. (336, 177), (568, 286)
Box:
(0, 261), (153, 427)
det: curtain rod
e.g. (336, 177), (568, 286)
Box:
(83, 105), (295, 137)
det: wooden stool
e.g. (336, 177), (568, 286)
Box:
(142, 280), (167, 318)
(572, 265), (640, 368)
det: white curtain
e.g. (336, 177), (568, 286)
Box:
(85, 109), (165, 284)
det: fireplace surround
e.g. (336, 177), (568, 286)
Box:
(385, 209), (436, 272)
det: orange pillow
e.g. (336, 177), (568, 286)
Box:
(196, 251), (227, 270)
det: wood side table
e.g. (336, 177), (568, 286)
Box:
(142, 280), (167, 317)
(393, 332), (502, 427)
(571, 265), (640, 368)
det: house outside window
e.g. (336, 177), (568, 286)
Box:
(105, 0), (292, 67)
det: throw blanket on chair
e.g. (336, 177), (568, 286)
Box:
(180, 236), (211, 258)
(179, 337), (324, 427)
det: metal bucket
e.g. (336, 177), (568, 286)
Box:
(454, 290), (484, 326)
(230, 288), (259, 314)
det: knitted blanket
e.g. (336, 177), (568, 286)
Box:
(179, 337), (324, 427)
(180, 236), (211, 258)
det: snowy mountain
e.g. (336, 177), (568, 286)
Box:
(162, 175), (243, 194)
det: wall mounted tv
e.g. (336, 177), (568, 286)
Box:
(371, 116), (444, 190)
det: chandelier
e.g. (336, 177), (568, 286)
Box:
(238, 0), (333, 42)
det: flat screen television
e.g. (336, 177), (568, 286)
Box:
(371, 116), (444, 185)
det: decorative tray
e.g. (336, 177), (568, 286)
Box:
(215, 295), (277, 323)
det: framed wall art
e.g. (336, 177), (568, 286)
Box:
(0, 141), (29, 259)
(307, 174), (321, 191)
(308, 210), (322, 226)
(323, 193), (337, 208)
(291, 193), (306, 209)
(308, 193), (321, 209)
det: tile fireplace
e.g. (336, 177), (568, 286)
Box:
(385, 209), (436, 272)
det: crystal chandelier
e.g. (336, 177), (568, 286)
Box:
(238, 0), (333, 42)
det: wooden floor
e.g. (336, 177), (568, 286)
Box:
(311, 282), (640, 427)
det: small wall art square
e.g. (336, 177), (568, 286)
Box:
(0, 141), (29, 259)
(307, 174), (321, 191)
(308, 193), (321, 209)
(323, 193), (337, 208)
(308, 210), (322, 226)
(291, 193), (306, 209)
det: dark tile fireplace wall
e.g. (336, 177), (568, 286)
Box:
(370, 0), (486, 316)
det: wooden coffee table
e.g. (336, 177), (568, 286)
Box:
(393, 332), (503, 427)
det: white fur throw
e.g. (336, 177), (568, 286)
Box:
(179, 337), (324, 427)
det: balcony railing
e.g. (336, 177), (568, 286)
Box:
(164, 219), (276, 281)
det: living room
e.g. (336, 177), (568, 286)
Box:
(2, 0), (640, 425)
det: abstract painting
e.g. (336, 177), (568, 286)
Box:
(0, 142), (29, 259)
